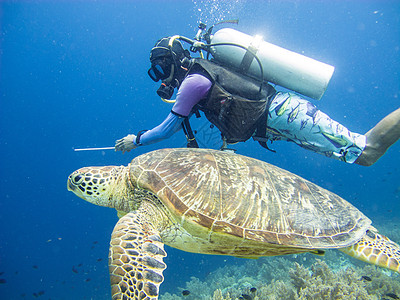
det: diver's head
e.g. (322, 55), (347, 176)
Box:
(148, 36), (191, 99)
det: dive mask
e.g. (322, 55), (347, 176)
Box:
(148, 57), (173, 82)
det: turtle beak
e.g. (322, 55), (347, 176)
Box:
(67, 170), (88, 200)
(67, 178), (75, 192)
(67, 177), (82, 196)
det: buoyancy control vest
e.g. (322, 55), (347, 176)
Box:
(187, 58), (276, 144)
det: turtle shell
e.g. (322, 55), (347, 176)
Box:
(128, 148), (371, 250)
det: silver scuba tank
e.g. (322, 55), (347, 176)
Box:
(210, 28), (334, 100)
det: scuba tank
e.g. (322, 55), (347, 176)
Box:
(209, 28), (334, 100)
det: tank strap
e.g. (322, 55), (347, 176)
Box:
(239, 35), (262, 74)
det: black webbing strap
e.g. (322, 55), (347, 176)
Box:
(253, 96), (276, 152)
(135, 130), (148, 146)
(182, 117), (199, 148)
(239, 38), (261, 74)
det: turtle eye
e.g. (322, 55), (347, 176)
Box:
(72, 173), (84, 185)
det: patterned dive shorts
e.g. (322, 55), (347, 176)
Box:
(265, 92), (366, 163)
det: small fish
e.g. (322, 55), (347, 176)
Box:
(275, 95), (291, 116)
(97, 258), (102, 262)
(0, 278), (6, 284)
(361, 275), (372, 281)
(37, 290), (45, 296)
(300, 119), (308, 130)
(298, 140), (320, 152)
(309, 250), (325, 256)
(265, 126), (283, 137)
(250, 287), (257, 293)
(182, 290), (190, 296)
(85, 278), (91, 282)
(386, 293), (400, 300)
(93, 241), (98, 244)
(33, 293), (38, 298)
(72, 266), (79, 274)
(78, 263), (83, 267)
(0, 272), (4, 276)
(319, 130), (348, 148)
(242, 294), (252, 300)
(32, 265), (39, 269)
(287, 104), (300, 123)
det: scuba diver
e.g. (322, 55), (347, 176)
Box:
(115, 30), (400, 167)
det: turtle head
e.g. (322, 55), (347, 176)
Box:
(67, 166), (125, 208)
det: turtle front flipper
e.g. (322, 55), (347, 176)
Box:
(109, 211), (167, 300)
(340, 226), (400, 274)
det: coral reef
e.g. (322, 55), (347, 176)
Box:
(289, 260), (374, 300)
(160, 254), (400, 300)
(160, 224), (400, 300)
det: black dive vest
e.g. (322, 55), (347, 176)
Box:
(187, 59), (276, 144)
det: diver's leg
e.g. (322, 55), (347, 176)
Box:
(265, 93), (366, 163)
(355, 108), (400, 166)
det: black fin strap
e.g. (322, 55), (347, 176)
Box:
(258, 140), (276, 153)
(135, 130), (148, 146)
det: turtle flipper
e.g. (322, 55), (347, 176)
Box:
(109, 211), (167, 300)
(340, 226), (400, 274)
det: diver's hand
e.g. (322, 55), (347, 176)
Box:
(115, 134), (137, 153)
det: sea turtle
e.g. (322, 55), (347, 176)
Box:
(67, 148), (400, 300)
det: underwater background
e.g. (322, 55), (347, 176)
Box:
(1, 0), (399, 299)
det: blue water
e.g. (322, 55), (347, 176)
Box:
(1, 1), (399, 299)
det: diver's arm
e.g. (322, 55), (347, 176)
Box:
(116, 74), (212, 152)
(115, 113), (183, 152)
(171, 74), (212, 116)
(136, 74), (212, 146)
(136, 112), (184, 146)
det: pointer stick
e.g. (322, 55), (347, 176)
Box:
(74, 147), (115, 151)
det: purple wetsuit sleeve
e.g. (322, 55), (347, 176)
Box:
(136, 74), (212, 146)
(172, 74), (212, 116)
(137, 112), (184, 146)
